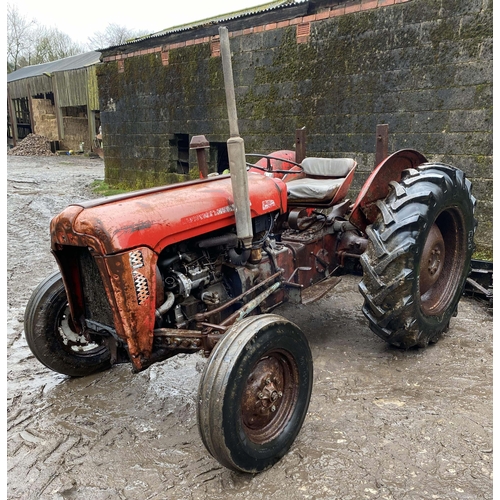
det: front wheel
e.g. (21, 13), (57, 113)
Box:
(359, 163), (476, 348)
(197, 314), (313, 473)
(24, 271), (111, 377)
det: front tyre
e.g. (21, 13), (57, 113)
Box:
(359, 163), (476, 348)
(24, 271), (111, 377)
(197, 314), (313, 473)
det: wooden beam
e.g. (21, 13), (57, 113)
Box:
(7, 89), (18, 146)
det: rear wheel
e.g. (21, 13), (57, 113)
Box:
(359, 163), (476, 348)
(197, 314), (313, 473)
(24, 271), (111, 376)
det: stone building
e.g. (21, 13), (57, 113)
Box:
(97, 0), (492, 256)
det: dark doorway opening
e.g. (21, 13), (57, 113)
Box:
(13, 97), (31, 140)
(170, 134), (190, 174)
(211, 142), (229, 174)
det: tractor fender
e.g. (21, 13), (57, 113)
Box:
(349, 149), (427, 232)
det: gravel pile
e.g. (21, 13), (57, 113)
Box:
(8, 134), (55, 156)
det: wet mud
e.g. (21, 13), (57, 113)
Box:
(7, 155), (493, 499)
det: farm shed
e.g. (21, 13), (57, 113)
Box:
(7, 51), (102, 153)
(97, 0), (492, 257)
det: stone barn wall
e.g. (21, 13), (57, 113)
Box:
(98, 0), (493, 257)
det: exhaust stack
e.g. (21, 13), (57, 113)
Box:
(219, 26), (253, 250)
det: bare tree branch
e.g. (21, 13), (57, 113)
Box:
(87, 23), (150, 50)
(7, 4), (151, 73)
(7, 3), (36, 71)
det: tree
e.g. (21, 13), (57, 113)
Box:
(7, 3), (151, 73)
(30, 26), (84, 65)
(7, 3), (35, 72)
(7, 3), (86, 72)
(87, 23), (150, 50)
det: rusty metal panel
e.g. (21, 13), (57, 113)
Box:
(100, 248), (158, 371)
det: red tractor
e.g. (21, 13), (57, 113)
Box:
(24, 28), (476, 473)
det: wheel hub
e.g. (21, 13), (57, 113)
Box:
(242, 357), (284, 430)
(59, 305), (99, 353)
(420, 223), (445, 295)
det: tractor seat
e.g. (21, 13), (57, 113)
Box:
(287, 157), (356, 204)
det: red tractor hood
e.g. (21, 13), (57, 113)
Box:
(51, 173), (287, 255)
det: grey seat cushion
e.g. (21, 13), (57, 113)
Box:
(286, 157), (355, 203)
(301, 157), (355, 177)
(287, 178), (345, 203)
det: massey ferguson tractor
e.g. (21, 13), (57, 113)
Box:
(24, 28), (476, 473)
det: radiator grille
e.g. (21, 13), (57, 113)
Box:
(78, 247), (115, 327)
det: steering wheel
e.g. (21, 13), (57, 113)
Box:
(245, 154), (304, 174)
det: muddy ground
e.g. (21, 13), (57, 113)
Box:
(7, 155), (493, 500)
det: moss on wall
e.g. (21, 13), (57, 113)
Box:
(98, 0), (492, 253)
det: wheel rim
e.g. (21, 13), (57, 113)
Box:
(58, 304), (102, 355)
(241, 349), (299, 444)
(419, 208), (467, 316)
(420, 223), (445, 295)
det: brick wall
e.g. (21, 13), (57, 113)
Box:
(98, 0), (492, 256)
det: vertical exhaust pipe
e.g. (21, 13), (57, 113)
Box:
(219, 26), (253, 250)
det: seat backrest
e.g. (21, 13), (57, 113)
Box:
(301, 157), (355, 178)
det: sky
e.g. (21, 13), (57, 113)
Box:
(8, 0), (269, 47)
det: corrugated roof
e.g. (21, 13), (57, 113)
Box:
(7, 51), (101, 83)
(122, 0), (306, 45)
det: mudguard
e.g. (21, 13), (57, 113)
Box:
(349, 149), (427, 232)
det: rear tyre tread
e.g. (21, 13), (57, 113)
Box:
(359, 164), (476, 348)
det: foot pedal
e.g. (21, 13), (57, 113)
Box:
(301, 276), (342, 305)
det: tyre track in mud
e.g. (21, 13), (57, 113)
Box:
(7, 155), (493, 500)
(7, 156), (108, 499)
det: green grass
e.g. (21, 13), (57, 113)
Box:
(472, 249), (493, 262)
(90, 180), (129, 197)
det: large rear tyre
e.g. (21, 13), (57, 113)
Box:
(359, 163), (476, 348)
(197, 314), (313, 473)
(24, 271), (111, 377)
